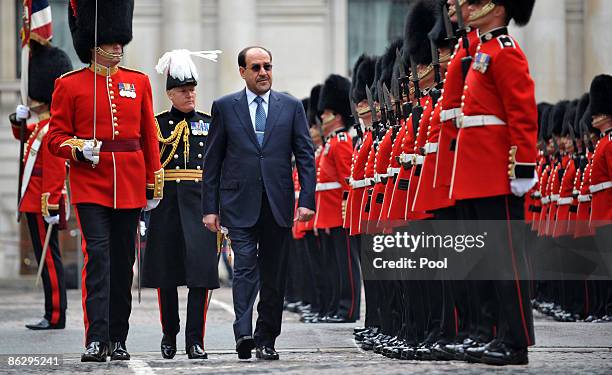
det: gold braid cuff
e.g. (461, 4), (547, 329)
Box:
(41, 193), (59, 217)
(147, 169), (165, 199)
(60, 138), (86, 161)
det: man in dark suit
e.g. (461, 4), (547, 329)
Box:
(202, 46), (316, 360)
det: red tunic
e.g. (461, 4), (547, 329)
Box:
(314, 131), (353, 229)
(435, 29), (480, 189)
(405, 98), (433, 220)
(380, 119), (408, 223)
(553, 156), (576, 237)
(304, 146), (323, 232)
(589, 131), (612, 226)
(347, 131), (373, 235)
(575, 152), (595, 238)
(451, 29), (538, 200)
(12, 115), (66, 217)
(359, 133), (378, 232)
(368, 127), (394, 231)
(47, 66), (162, 209)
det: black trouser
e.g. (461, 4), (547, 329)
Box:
(157, 287), (209, 347)
(75, 204), (140, 345)
(304, 231), (325, 314)
(26, 213), (67, 326)
(456, 195), (535, 349)
(228, 194), (291, 348)
(297, 237), (317, 306)
(318, 230), (341, 316)
(359, 233), (381, 328)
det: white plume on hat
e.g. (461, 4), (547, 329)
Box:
(155, 49), (222, 81)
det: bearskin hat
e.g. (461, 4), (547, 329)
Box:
(28, 41), (73, 105)
(381, 39), (403, 90)
(69, 0), (134, 63)
(548, 100), (569, 137)
(493, 0), (536, 27)
(561, 100), (578, 137)
(403, 0), (437, 67)
(589, 74), (612, 117)
(429, 0), (453, 50)
(537, 102), (552, 140)
(318, 74), (352, 125)
(351, 55), (376, 104)
(574, 93), (590, 135)
(307, 84), (322, 125)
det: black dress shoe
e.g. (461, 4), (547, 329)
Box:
(110, 341), (130, 361)
(481, 343), (528, 366)
(431, 342), (454, 361)
(400, 346), (416, 360)
(465, 340), (499, 363)
(187, 344), (208, 359)
(25, 318), (65, 330)
(236, 336), (255, 359)
(161, 335), (176, 359)
(81, 341), (108, 362)
(256, 346), (279, 360)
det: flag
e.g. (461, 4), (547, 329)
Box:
(20, 0), (53, 104)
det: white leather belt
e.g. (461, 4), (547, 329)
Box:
(577, 195), (591, 203)
(365, 177), (374, 186)
(295, 191), (300, 199)
(550, 194), (560, 202)
(351, 179), (369, 189)
(557, 197), (573, 205)
(316, 182), (342, 191)
(413, 155), (425, 165)
(387, 167), (400, 177)
(459, 115), (506, 128)
(590, 181), (612, 193)
(399, 153), (417, 164)
(440, 108), (462, 122)
(572, 189), (580, 196)
(541, 197), (550, 204)
(423, 142), (438, 154)
(373, 173), (388, 183)
(532, 191), (542, 198)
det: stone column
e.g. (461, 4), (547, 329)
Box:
(566, 0), (585, 98)
(217, 0), (257, 95)
(513, 0), (567, 103)
(329, 0), (348, 75)
(584, 0), (612, 89)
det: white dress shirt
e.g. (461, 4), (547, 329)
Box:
(245, 88), (270, 131)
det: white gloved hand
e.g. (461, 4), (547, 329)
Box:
(16, 105), (30, 121)
(139, 220), (147, 236)
(144, 199), (160, 212)
(44, 215), (60, 225)
(83, 140), (102, 165)
(510, 172), (538, 197)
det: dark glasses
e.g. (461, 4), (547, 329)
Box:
(249, 63), (273, 72)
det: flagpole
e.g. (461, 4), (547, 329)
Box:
(17, 1), (31, 222)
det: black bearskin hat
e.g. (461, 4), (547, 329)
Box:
(28, 42), (73, 105)
(307, 84), (322, 125)
(69, 0), (134, 63)
(382, 39), (403, 90)
(548, 100), (568, 137)
(537, 102), (552, 140)
(574, 93), (590, 135)
(318, 74), (352, 125)
(403, 0), (437, 67)
(561, 100), (578, 137)
(429, 0), (453, 50)
(492, 0), (536, 27)
(372, 56), (384, 100)
(351, 55), (376, 104)
(589, 74), (612, 117)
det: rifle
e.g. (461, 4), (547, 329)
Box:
(396, 49), (413, 121)
(410, 55), (424, 138)
(454, 0), (472, 81)
(349, 100), (364, 144)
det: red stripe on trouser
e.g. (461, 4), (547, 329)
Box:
(454, 307), (459, 336)
(157, 289), (165, 332)
(504, 196), (532, 346)
(202, 289), (209, 346)
(35, 215), (61, 325)
(344, 231), (355, 318)
(75, 210), (90, 345)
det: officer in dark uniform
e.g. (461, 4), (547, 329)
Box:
(142, 50), (221, 360)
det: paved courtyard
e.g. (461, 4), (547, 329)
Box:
(0, 282), (610, 374)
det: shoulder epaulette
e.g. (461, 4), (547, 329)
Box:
(497, 35), (516, 49)
(155, 110), (169, 118)
(197, 110), (211, 118)
(119, 66), (147, 75)
(59, 67), (86, 79)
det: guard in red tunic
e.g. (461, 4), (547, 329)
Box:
(587, 75), (612, 322)
(314, 74), (360, 323)
(47, 0), (162, 362)
(451, 0), (537, 365)
(10, 41), (72, 331)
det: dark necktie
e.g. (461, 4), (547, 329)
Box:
(254, 96), (266, 146)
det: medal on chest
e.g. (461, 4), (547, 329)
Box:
(119, 83), (137, 98)
(472, 52), (491, 74)
(190, 120), (210, 136)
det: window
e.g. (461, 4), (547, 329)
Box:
(347, 0), (412, 73)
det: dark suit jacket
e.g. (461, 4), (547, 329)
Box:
(201, 89), (316, 228)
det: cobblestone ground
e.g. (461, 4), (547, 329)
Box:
(0, 283), (611, 374)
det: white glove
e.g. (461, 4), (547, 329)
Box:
(144, 199), (160, 212)
(44, 215), (60, 225)
(16, 105), (30, 121)
(83, 140), (102, 165)
(510, 172), (538, 197)
(139, 220), (147, 236)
